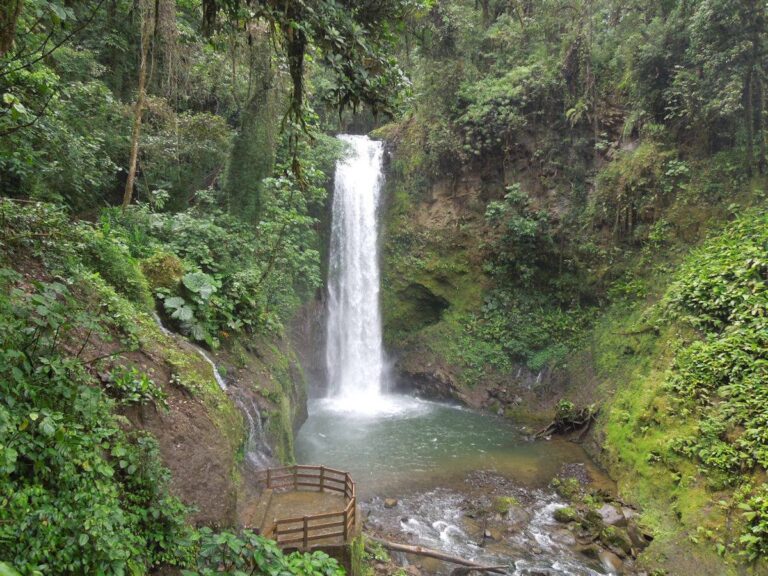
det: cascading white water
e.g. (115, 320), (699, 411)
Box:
(325, 135), (388, 411)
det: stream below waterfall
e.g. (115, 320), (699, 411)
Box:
(296, 397), (622, 576)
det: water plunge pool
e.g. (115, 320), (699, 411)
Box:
(296, 395), (609, 498)
(295, 395), (618, 575)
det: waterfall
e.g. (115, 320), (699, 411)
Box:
(325, 135), (387, 409)
(236, 396), (274, 469)
(152, 311), (276, 466)
(151, 311), (227, 391)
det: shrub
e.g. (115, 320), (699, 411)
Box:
(0, 273), (190, 574)
(655, 211), (768, 554)
(183, 528), (344, 576)
(592, 142), (687, 241)
(78, 227), (154, 310)
(141, 251), (184, 291)
(664, 211), (768, 332)
(159, 271), (220, 346)
(739, 485), (768, 560)
(105, 366), (169, 409)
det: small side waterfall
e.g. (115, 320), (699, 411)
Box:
(325, 135), (387, 410)
(152, 311), (227, 391)
(151, 310), (275, 468)
(235, 396), (274, 469)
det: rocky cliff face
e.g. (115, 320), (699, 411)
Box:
(374, 116), (768, 574)
(377, 124), (560, 418)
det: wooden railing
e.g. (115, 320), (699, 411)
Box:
(260, 465), (356, 550)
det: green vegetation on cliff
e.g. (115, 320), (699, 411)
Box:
(4, 0), (768, 572)
(582, 209), (768, 571)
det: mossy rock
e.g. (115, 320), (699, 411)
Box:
(493, 496), (520, 515)
(600, 525), (633, 556)
(554, 506), (579, 523)
(141, 251), (184, 291)
(583, 509), (605, 529)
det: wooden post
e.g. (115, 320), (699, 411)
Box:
(319, 466), (325, 492)
(303, 516), (308, 550)
(293, 465), (297, 490)
(266, 468), (271, 488)
(343, 508), (349, 542)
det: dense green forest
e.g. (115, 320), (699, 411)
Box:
(2, 0), (768, 574)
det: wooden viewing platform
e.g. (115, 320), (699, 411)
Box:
(255, 465), (357, 551)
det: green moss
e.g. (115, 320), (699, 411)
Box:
(576, 286), (744, 571)
(494, 496), (520, 515)
(140, 251), (184, 290)
(233, 337), (307, 465)
(349, 534), (372, 576)
(554, 506), (578, 523)
(266, 397), (295, 465)
(78, 228), (154, 310)
(121, 300), (245, 455)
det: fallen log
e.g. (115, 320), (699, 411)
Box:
(535, 402), (598, 439)
(449, 568), (509, 576)
(366, 535), (508, 574)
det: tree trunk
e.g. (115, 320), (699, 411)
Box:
(476, 0), (491, 27)
(122, 0), (155, 210)
(745, 70), (755, 177)
(751, 0), (766, 174)
(0, 0), (24, 56)
(757, 72), (766, 174)
(224, 25), (275, 221)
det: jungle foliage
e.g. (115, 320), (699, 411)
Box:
(383, 0), (768, 370)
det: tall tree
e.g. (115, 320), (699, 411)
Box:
(745, 0), (766, 174)
(224, 24), (276, 220)
(0, 0), (24, 56)
(680, 0), (767, 171)
(200, 0), (417, 120)
(122, 0), (155, 210)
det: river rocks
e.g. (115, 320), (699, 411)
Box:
(550, 528), (578, 547)
(553, 505), (578, 523)
(600, 525), (634, 557)
(627, 522), (653, 552)
(483, 528), (502, 541)
(577, 544), (601, 559)
(384, 498), (399, 509)
(505, 506), (532, 530)
(599, 549), (624, 575)
(622, 506), (638, 521)
(394, 360), (465, 403)
(598, 503), (627, 527)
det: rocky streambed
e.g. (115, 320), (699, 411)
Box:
(361, 468), (651, 576)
